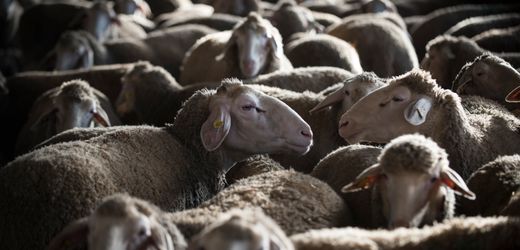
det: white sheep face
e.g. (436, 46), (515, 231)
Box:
(88, 215), (153, 250)
(338, 85), (431, 144)
(236, 28), (271, 78)
(379, 170), (444, 228)
(201, 83), (313, 155)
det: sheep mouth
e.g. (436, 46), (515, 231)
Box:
(338, 126), (364, 144)
(286, 140), (313, 155)
(455, 78), (472, 94)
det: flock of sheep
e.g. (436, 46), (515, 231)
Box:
(1, 0), (520, 249)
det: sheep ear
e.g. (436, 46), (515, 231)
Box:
(200, 103), (231, 151)
(404, 97), (432, 126)
(149, 221), (174, 250)
(309, 87), (345, 114)
(440, 167), (476, 200)
(341, 164), (382, 193)
(268, 29), (284, 59)
(216, 33), (236, 61)
(47, 217), (89, 250)
(92, 105), (111, 127)
(506, 86), (520, 103)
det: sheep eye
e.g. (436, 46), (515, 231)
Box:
(430, 177), (438, 183)
(392, 97), (404, 102)
(344, 90), (350, 96)
(379, 174), (388, 180)
(255, 107), (266, 113)
(242, 104), (255, 111)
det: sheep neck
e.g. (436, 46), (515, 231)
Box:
(422, 97), (476, 179)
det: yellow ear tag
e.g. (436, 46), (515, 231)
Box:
(213, 119), (224, 129)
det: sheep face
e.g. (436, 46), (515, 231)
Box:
(54, 32), (94, 71)
(83, 1), (118, 42)
(310, 72), (386, 116)
(48, 195), (175, 250)
(201, 81), (313, 155)
(338, 83), (432, 144)
(454, 55), (520, 104)
(342, 134), (475, 228)
(219, 13), (283, 79)
(32, 81), (110, 135)
(420, 45), (454, 89)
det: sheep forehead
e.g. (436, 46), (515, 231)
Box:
(57, 80), (96, 102)
(379, 135), (447, 175)
(387, 69), (440, 97)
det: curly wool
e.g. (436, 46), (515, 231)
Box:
(379, 134), (448, 174)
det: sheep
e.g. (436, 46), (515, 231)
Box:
(114, 61), (220, 125)
(51, 24), (216, 78)
(0, 63), (134, 160)
(169, 169), (350, 239)
(187, 208), (294, 250)
(310, 10), (340, 29)
(48, 193), (187, 250)
(290, 216), (520, 250)
(339, 69), (520, 179)
(343, 134), (474, 228)
(14, 80), (121, 156)
(285, 34), (363, 74)
(421, 35), (520, 89)
(0, 79), (313, 249)
(340, 11), (409, 32)
(327, 17), (418, 77)
(452, 53), (520, 112)
(113, 0), (151, 17)
(260, 72), (385, 172)
(211, 0), (260, 17)
(17, 1), (91, 68)
(244, 66), (353, 93)
(409, 4), (520, 59)
(472, 25), (520, 53)
(458, 155), (520, 217)
(159, 13), (241, 31)
(311, 144), (382, 228)
(180, 12), (293, 85)
(269, 0), (324, 42)
(225, 154), (285, 184)
(445, 14), (520, 38)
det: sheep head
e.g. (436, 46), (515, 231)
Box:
(421, 35), (481, 89)
(54, 31), (94, 71)
(269, 1), (324, 42)
(217, 12), (284, 79)
(342, 134), (475, 228)
(82, 0), (119, 42)
(200, 79), (313, 156)
(114, 0), (151, 17)
(310, 72), (386, 117)
(338, 70), (444, 144)
(48, 194), (181, 250)
(453, 53), (520, 106)
(31, 80), (110, 135)
(188, 209), (294, 250)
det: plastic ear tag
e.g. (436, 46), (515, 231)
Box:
(213, 119), (224, 129)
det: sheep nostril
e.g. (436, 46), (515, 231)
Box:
(340, 121), (349, 128)
(301, 130), (312, 139)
